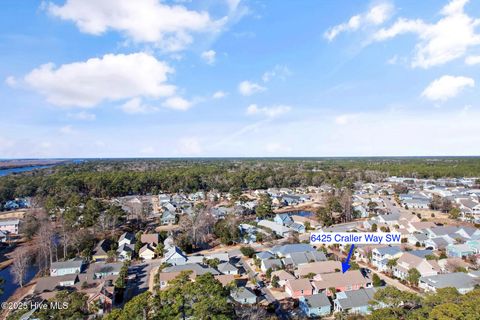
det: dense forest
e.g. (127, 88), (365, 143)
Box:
(1, 157), (480, 204)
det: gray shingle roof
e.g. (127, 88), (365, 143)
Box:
(335, 287), (378, 309)
(302, 293), (331, 308)
(420, 272), (480, 290)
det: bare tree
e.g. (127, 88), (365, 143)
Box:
(340, 189), (352, 222)
(11, 247), (31, 287)
(36, 221), (56, 272)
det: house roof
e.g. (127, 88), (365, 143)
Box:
(256, 251), (274, 260)
(34, 274), (78, 293)
(141, 233), (159, 244)
(231, 287), (256, 300)
(287, 251), (327, 266)
(297, 261), (342, 277)
(271, 270), (296, 282)
(217, 262), (238, 273)
(302, 293), (331, 308)
(270, 243), (316, 256)
(420, 272), (480, 290)
(374, 246), (402, 256)
(118, 232), (134, 243)
(139, 244), (155, 255)
(93, 262), (123, 275)
(286, 278), (312, 292)
(51, 258), (83, 270)
(214, 274), (236, 286)
(93, 239), (111, 256)
(163, 263), (220, 276)
(262, 259), (282, 270)
(335, 287), (378, 309)
(312, 270), (370, 290)
(0, 219), (20, 226)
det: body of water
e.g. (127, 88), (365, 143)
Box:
(283, 210), (314, 218)
(0, 165), (54, 177)
(0, 265), (38, 303)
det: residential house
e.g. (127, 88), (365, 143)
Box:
(393, 252), (438, 280)
(333, 287), (380, 315)
(312, 270), (370, 296)
(424, 237), (453, 250)
(285, 278), (314, 298)
(299, 293), (331, 318)
(118, 232), (135, 247)
(92, 239), (111, 262)
(274, 213), (293, 226)
(217, 262), (239, 275)
(258, 220), (291, 237)
(295, 261), (342, 279)
(50, 259), (84, 276)
(271, 270), (296, 287)
(93, 262), (122, 279)
(117, 243), (134, 261)
(162, 246), (188, 266)
(419, 272), (480, 294)
(141, 233), (160, 246)
(139, 244), (156, 260)
(34, 274), (79, 294)
(270, 243), (316, 258)
(282, 251), (327, 269)
(0, 219), (20, 235)
(446, 243), (476, 258)
(261, 259), (283, 273)
(161, 210), (177, 225)
(371, 246), (403, 272)
(230, 287), (257, 304)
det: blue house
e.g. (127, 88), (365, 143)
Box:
(446, 241), (480, 258)
(274, 213), (293, 226)
(299, 293), (331, 317)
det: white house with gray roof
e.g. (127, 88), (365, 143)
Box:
(419, 272), (480, 294)
(50, 259), (84, 276)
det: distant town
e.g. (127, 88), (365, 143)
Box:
(0, 159), (479, 319)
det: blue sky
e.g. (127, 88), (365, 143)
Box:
(1, 0), (479, 158)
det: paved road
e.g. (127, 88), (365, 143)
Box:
(129, 259), (164, 296)
(382, 196), (401, 215)
(240, 257), (289, 320)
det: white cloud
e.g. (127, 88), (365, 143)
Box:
(162, 96), (192, 111)
(140, 146), (155, 155)
(47, 0), (226, 52)
(67, 111), (96, 121)
(121, 98), (159, 114)
(59, 125), (75, 134)
(5, 76), (17, 87)
(238, 80), (266, 96)
(178, 137), (202, 155)
(422, 75), (475, 101)
(246, 104), (291, 118)
(465, 55), (480, 65)
(325, 2), (394, 41)
(373, 0), (480, 68)
(265, 142), (291, 153)
(335, 114), (358, 125)
(201, 50), (216, 65)
(23, 52), (175, 108)
(212, 91), (227, 99)
(262, 65), (291, 82)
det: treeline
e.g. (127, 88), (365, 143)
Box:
(0, 160), (355, 203)
(1, 157), (480, 204)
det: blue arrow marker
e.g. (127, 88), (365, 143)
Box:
(341, 244), (355, 273)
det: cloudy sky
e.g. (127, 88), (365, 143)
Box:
(1, 0), (480, 158)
